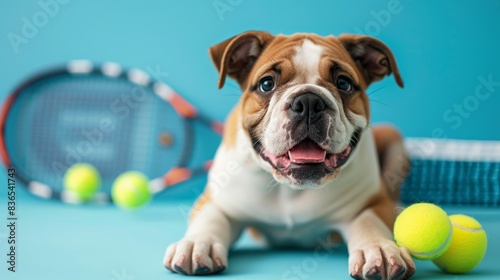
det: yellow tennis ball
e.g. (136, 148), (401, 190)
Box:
(394, 203), (452, 260)
(432, 214), (487, 274)
(63, 163), (101, 201)
(111, 171), (151, 209)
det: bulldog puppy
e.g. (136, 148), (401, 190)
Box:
(164, 31), (415, 280)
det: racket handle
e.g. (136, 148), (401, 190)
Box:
(200, 115), (224, 135)
(149, 161), (214, 194)
(212, 121), (224, 135)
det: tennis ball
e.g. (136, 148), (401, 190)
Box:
(112, 171), (151, 209)
(394, 203), (452, 260)
(432, 214), (487, 274)
(63, 163), (101, 201)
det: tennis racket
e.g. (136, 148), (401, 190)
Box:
(0, 60), (223, 204)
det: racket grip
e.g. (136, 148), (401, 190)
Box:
(211, 121), (224, 135)
(162, 161), (213, 187)
(163, 167), (193, 186)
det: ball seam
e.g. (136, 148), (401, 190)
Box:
(395, 223), (453, 258)
(451, 221), (483, 232)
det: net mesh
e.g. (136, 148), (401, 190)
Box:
(402, 138), (500, 206)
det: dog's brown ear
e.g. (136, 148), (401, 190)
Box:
(209, 31), (274, 89)
(339, 34), (403, 88)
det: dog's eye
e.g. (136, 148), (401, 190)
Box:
(336, 76), (353, 92)
(258, 76), (275, 93)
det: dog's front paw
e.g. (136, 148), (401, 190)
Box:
(349, 241), (415, 280)
(163, 239), (228, 275)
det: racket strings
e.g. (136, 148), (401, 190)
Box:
(5, 73), (188, 195)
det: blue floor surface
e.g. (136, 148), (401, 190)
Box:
(0, 194), (499, 280)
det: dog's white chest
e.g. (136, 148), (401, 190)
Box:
(208, 130), (380, 245)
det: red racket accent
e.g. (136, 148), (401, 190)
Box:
(203, 160), (214, 171)
(170, 94), (198, 118)
(0, 94), (17, 166)
(164, 167), (192, 186)
(211, 121), (224, 135)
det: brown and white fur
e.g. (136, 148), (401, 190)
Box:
(163, 31), (415, 280)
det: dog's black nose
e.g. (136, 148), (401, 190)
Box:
(289, 93), (326, 123)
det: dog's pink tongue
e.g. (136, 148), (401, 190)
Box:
(289, 140), (326, 163)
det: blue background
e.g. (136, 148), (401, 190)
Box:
(0, 0), (499, 279)
(1, 0), (499, 142)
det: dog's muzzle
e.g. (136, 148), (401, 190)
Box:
(254, 91), (362, 183)
(288, 93), (326, 125)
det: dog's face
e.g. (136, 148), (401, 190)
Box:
(210, 31), (403, 189)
